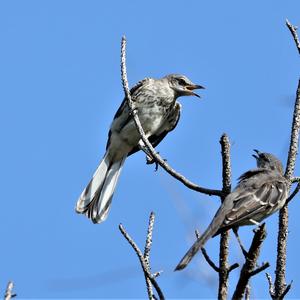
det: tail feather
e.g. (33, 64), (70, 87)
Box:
(175, 209), (226, 271)
(76, 152), (126, 224)
(76, 152), (110, 214)
(174, 227), (214, 271)
(90, 158), (125, 223)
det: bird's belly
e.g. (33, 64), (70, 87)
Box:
(108, 112), (165, 160)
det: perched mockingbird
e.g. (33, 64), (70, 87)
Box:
(76, 74), (204, 224)
(175, 150), (288, 271)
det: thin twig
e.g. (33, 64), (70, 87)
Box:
(4, 281), (16, 300)
(286, 19), (300, 54)
(218, 134), (232, 300)
(287, 180), (300, 204)
(201, 247), (220, 273)
(228, 263), (240, 273)
(120, 36), (223, 197)
(119, 223), (165, 300)
(281, 281), (293, 299)
(249, 262), (270, 277)
(194, 229), (220, 272)
(232, 223), (268, 300)
(266, 273), (276, 299)
(233, 228), (249, 258)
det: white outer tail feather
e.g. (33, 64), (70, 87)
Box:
(76, 152), (125, 224)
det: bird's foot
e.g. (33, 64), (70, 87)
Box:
(146, 155), (159, 171)
(146, 153), (167, 171)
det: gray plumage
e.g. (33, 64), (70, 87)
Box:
(175, 150), (288, 271)
(76, 74), (204, 224)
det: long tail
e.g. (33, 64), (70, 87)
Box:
(175, 209), (226, 271)
(76, 152), (126, 224)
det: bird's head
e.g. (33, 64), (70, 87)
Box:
(252, 149), (284, 174)
(165, 74), (205, 98)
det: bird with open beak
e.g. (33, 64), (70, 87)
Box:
(76, 74), (204, 224)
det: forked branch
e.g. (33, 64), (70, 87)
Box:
(119, 212), (164, 300)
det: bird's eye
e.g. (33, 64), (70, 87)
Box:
(177, 78), (186, 86)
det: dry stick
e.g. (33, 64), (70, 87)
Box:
(271, 20), (300, 299)
(287, 180), (300, 204)
(120, 36), (223, 197)
(4, 281), (16, 300)
(119, 222), (165, 300)
(232, 223), (269, 300)
(218, 134), (232, 300)
(286, 19), (300, 54)
(266, 273), (275, 297)
(195, 230), (220, 273)
(144, 212), (156, 298)
(274, 80), (300, 298)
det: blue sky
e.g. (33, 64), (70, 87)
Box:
(1, 0), (300, 298)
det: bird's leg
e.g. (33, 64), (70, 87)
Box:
(233, 227), (249, 258)
(249, 219), (261, 227)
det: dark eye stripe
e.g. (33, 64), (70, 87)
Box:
(178, 78), (186, 85)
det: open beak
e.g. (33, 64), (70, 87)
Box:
(186, 84), (205, 98)
(252, 149), (261, 160)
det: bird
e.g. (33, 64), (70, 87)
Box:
(76, 74), (204, 224)
(175, 150), (288, 271)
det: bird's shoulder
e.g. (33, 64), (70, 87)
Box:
(237, 168), (286, 186)
(112, 78), (153, 120)
(129, 77), (153, 96)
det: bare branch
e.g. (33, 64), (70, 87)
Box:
(194, 229), (220, 272)
(119, 222), (164, 300)
(4, 281), (16, 300)
(272, 20), (300, 299)
(233, 228), (249, 258)
(266, 273), (276, 299)
(281, 281), (293, 299)
(228, 263), (240, 273)
(220, 134), (232, 196)
(232, 223), (268, 300)
(218, 134), (232, 300)
(201, 247), (220, 273)
(275, 79), (300, 298)
(144, 212), (155, 297)
(249, 262), (270, 277)
(286, 19), (300, 54)
(284, 79), (300, 182)
(120, 36), (223, 197)
(287, 180), (300, 204)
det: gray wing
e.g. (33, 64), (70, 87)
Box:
(175, 170), (288, 271)
(128, 102), (181, 156)
(213, 170), (288, 235)
(106, 78), (151, 150)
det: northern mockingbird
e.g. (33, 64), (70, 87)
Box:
(76, 74), (204, 224)
(175, 150), (288, 271)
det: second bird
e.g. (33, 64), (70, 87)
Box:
(76, 74), (204, 224)
(175, 150), (289, 271)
